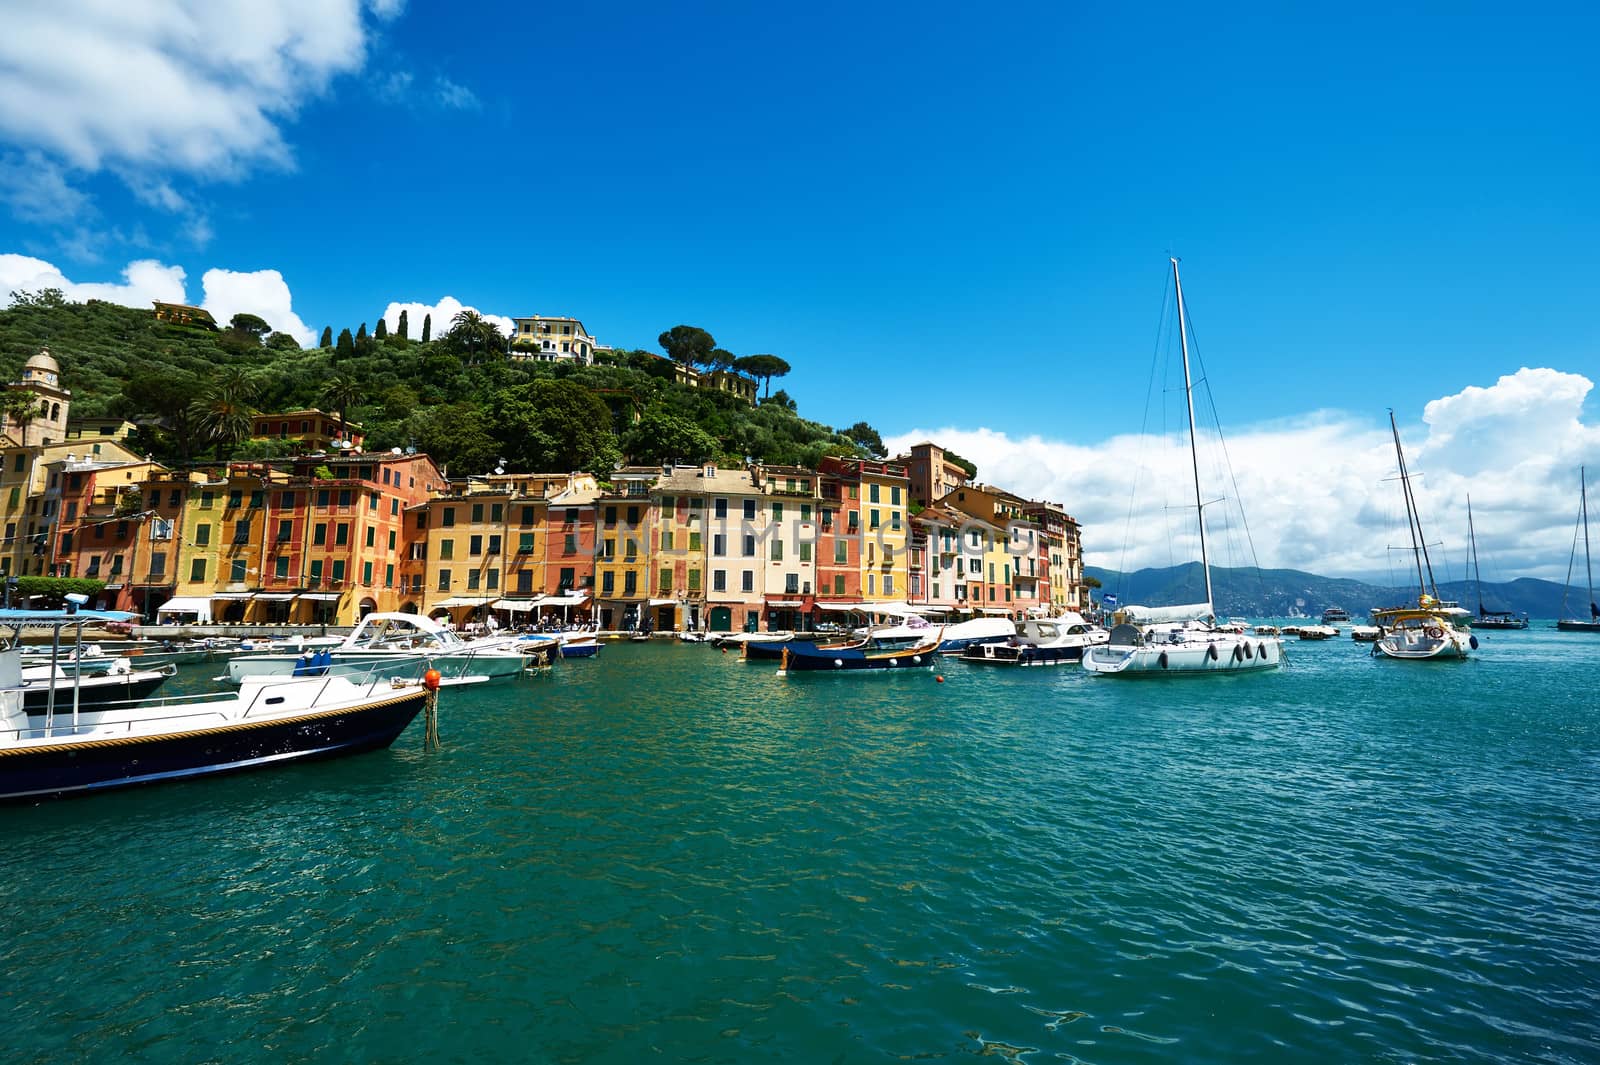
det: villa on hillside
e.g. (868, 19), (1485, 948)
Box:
(152, 302), (218, 330)
(510, 315), (599, 365)
(251, 409), (365, 452)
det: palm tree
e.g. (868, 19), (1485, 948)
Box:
(322, 373), (363, 445)
(447, 309), (505, 363)
(1, 391), (49, 446)
(189, 369), (261, 458)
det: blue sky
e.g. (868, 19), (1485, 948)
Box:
(2, 1), (1598, 582)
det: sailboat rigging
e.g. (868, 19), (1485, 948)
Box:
(1370, 412), (1474, 660)
(1081, 259), (1283, 676)
(1466, 495), (1527, 630)
(1557, 466), (1600, 633)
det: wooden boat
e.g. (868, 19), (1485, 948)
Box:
(777, 631), (942, 673)
(0, 608), (433, 803)
(1558, 467), (1600, 632)
(1371, 412), (1476, 661)
(1297, 625), (1338, 641)
(1082, 260), (1284, 677)
(1350, 626), (1381, 642)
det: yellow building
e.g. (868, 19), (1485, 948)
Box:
(416, 472), (597, 623)
(594, 468), (658, 631)
(509, 315), (599, 364)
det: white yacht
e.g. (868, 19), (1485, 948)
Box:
(225, 612), (533, 684)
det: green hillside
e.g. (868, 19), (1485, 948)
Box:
(0, 290), (873, 477)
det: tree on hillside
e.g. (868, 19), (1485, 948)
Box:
(397, 309), (409, 340)
(421, 314), (432, 343)
(622, 404), (720, 465)
(493, 380), (618, 473)
(447, 309), (505, 362)
(734, 354), (790, 397)
(658, 325), (715, 368)
(319, 326), (333, 348)
(265, 331), (300, 352)
(374, 317), (388, 340)
(335, 328), (355, 361)
(763, 389), (797, 411)
(322, 373), (363, 443)
(409, 402), (497, 475)
(116, 370), (206, 461)
(229, 313), (271, 341)
(190, 367), (261, 458)
(943, 449), (978, 480)
(708, 348), (736, 373)
(842, 420), (886, 459)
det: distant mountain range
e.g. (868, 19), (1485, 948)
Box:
(1084, 563), (1588, 620)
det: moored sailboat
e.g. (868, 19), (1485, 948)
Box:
(1371, 412), (1475, 661)
(1082, 259), (1284, 677)
(1465, 495), (1528, 630)
(1557, 467), (1600, 633)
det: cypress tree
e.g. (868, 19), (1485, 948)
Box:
(397, 309), (409, 340)
(421, 314), (431, 343)
(356, 322), (368, 341)
(374, 317), (388, 340)
(335, 328), (354, 361)
(319, 326), (333, 348)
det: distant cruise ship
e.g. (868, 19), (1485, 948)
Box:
(1321, 606), (1350, 623)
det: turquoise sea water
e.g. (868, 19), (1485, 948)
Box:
(4, 627), (1599, 1063)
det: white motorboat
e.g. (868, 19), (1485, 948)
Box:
(225, 612), (532, 683)
(959, 613), (1109, 666)
(1083, 259), (1285, 677)
(0, 608), (433, 803)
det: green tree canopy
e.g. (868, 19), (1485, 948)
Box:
(397, 309), (409, 340)
(493, 379), (618, 473)
(658, 325), (715, 367)
(733, 353), (790, 397)
(319, 326), (333, 348)
(841, 420), (887, 458)
(622, 404), (720, 465)
(410, 402), (498, 475)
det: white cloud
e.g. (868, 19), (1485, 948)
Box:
(435, 76), (479, 110)
(0, 253), (185, 304)
(0, 0), (403, 222)
(0, 254), (314, 346)
(200, 268), (315, 346)
(379, 297), (512, 342)
(886, 368), (1600, 584)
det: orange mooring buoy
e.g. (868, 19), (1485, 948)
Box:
(935, 675), (945, 683)
(423, 669), (443, 691)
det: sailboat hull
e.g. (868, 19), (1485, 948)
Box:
(1082, 634), (1283, 676)
(1556, 619), (1600, 633)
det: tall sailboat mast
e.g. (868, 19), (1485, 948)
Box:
(1388, 410), (1438, 598)
(1582, 467), (1594, 607)
(1468, 494), (1483, 615)
(1171, 257), (1214, 612)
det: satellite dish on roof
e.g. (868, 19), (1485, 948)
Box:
(391, 447), (402, 455)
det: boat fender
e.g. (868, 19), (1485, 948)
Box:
(1258, 642), (1268, 660)
(1469, 635), (1479, 650)
(1425, 626), (1443, 639)
(1241, 641), (1253, 660)
(1158, 651), (1169, 669)
(912, 655), (921, 664)
(834, 658), (844, 669)
(1207, 643), (1218, 661)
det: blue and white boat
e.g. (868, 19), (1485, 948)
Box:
(0, 608), (432, 803)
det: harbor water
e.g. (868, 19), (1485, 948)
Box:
(5, 627), (1599, 1063)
